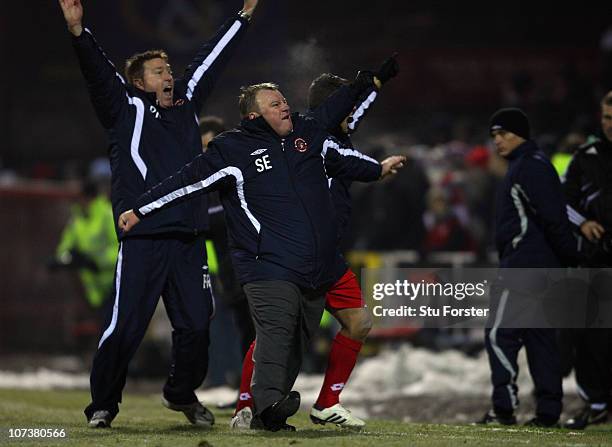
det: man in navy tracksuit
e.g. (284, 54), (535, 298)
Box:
(562, 91), (612, 429)
(480, 108), (577, 427)
(59, 0), (258, 428)
(119, 82), (403, 430)
(231, 61), (402, 430)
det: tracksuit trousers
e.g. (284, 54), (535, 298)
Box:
(84, 234), (214, 421)
(573, 328), (612, 406)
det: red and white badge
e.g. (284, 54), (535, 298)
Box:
(294, 138), (308, 152)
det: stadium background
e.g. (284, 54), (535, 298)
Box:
(1, 0), (611, 428)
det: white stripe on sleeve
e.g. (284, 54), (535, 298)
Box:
(138, 166), (261, 233)
(186, 20), (242, 101)
(566, 204), (587, 226)
(348, 90), (378, 131)
(322, 139), (379, 164)
(127, 97), (147, 179)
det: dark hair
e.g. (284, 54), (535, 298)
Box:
(308, 73), (349, 111)
(198, 116), (226, 137)
(602, 91), (612, 107)
(125, 50), (169, 84)
(238, 83), (279, 118)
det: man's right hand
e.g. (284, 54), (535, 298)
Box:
(58, 0), (83, 36)
(118, 210), (141, 233)
(580, 220), (605, 242)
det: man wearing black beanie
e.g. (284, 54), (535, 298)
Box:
(479, 108), (578, 427)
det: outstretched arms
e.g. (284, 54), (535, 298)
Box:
(119, 145), (232, 232)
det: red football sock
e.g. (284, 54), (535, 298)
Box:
(315, 332), (362, 409)
(235, 340), (256, 414)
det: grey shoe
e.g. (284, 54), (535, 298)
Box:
(476, 409), (517, 425)
(230, 407), (253, 430)
(88, 410), (113, 428)
(162, 396), (215, 427)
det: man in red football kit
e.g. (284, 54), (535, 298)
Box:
(231, 59), (400, 430)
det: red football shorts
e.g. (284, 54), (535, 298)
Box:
(325, 268), (364, 310)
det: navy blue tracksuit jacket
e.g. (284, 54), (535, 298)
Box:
(72, 14), (249, 240)
(134, 111), (382, 290)
(495, 141), (577, 268)
(486, 140), (577, 422)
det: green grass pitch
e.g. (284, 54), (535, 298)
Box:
(1, 389), (612, 446)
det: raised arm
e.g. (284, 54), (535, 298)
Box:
(348, 54), (399, 133)
(311, 54), (399, 132)
(59, 0), (83, 36)
(310, 72), (376, 131)
(180, 0), (258, 113)
(59, 0), (129, 129)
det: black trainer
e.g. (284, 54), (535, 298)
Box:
(161, 396), (215, 427)
(564, 406), (608, 430)
(250, 415), (296, 432)
(88, 410), (113, 428)
(476, 410), (517, 425)
(259, 391), (301, 432)
(524, 417), (560, 428)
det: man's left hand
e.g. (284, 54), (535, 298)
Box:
(375, 53), (399, 85)
(242, 0), (258, 17)
(380, 155), (406, 178)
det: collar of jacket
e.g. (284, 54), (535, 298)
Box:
(507, 140), (537, 161)
(143, 90), (159, 105)
(128, 86), (160, 106)
(596, 133), (612, 151)
(240, 113), (299, 139)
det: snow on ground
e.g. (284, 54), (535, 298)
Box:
(0, 345), (578, 407)
(0, 368), (89, 390)
(193, 345), (579, 415)
(0, 346), (584, 423)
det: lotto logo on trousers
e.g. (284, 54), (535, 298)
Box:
(331, 382), (345, 392)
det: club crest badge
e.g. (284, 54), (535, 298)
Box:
(294, 138), (308, 152)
